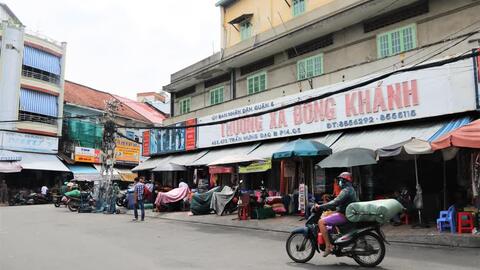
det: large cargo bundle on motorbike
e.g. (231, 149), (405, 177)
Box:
(345, 199), (403, 224)
(64, 190), (81, 198)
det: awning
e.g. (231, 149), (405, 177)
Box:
(428, 116), (472, 142)
(189, 144), (260, 166)
(431, 119), (480, 150)
(229, 13), (253, 24)
(23, 46), (61, 75)
(247, 141), (285, 159)
(208, 154), (265, 166)
(114, 168), (137, 182)
(16, 152), (70, 172)
(330, 121), (446, 152)
(131, 155), (172, 172)
(0, 161), (22, 173)
(168, 151), (209, 166)
(0, 150), (22, 161)
(310, 132), (343, 147)
(20, 88), (58, 117)
(67, 164), (102, 181)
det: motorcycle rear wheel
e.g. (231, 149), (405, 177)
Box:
(67, 201), (79, 212)
(352, 231), (385, 268)
(286, 232), (315, 263)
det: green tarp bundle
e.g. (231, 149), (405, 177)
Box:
(190, 186), (221, 215)
(64, 189), (81, 198)
(346, 199), (403, 224)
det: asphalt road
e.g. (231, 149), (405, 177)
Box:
(1, 205), (479, 270)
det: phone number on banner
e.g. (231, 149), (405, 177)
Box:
(326, 110), (417, 129)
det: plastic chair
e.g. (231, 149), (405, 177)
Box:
(457, 212), (474, 233)
(238, 193), (251, 221)
(436, 205), (456, 233)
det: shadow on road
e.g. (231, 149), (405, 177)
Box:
(285, 261), (391, 270)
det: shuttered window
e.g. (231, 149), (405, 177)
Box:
(377, 24), (417, 58)
(297, 54), (323, 80)
(240, 21), (252, 41)
(179, 98), (191, 115)
(210, 86), (224, 105)
(247, 72), (267, 95)
(293, 0), (306, 17)
(23, 46), (61, 75)
(19, 88), (58, 117)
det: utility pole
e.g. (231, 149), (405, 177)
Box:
(96, 98), (120, 213)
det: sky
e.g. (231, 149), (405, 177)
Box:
(5, 0), (221, 99)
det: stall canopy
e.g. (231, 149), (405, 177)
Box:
(272, 139), (331, 159)
(153, 162), (187, 172)
(318, 148), (377, 168)
(168, 151), (209, 166)
(431, 119), (480, 150)
(189, 144), (260, 166)
(17, 152), (70, 172)
(131, 155), (172, 172)
(114, 168), (137, 182)
(208, 154), (265, 166)
(377, 138), (432, 157)
(330, 121), (447, 152)
(68, 164), (102, 181)
(0, 150), (22, 161)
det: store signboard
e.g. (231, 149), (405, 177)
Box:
(238, 159), (272, 174)
(74, 147), (100, 163)
(115, 138), (140, 164)
(142, 130), (150, 157)
(209, 166), (234, 174)
(197, 59), (477, 148)
(0, 131), (58, 154)
(147, 119), (197, 156)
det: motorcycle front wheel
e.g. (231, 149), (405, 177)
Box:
(351, 231), (385, 268)
(286, 232), (315, 263)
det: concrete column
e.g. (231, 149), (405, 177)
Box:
(57, 41), (67, 138)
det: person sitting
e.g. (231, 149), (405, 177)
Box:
(315, 172), (357, 257)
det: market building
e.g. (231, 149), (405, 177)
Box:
(137, 0), (480, 222)
(60, 81), (166, 183)
(0, 3), (69, 189)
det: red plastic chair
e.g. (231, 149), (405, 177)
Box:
(457, 212), (474, 233)
(401, 212), (410, 225)
(238, 193), (250, 220)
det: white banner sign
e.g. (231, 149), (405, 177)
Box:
(0, 131), (58, 154)
(198, 59), (477, 148)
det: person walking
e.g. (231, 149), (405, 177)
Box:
(0, 179), (8, 204)
(133, 177), (145, 221)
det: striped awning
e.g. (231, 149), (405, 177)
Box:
(428, 116), (472, 142)
(20, 88), (58, 117)
(23, 46), (61, 75)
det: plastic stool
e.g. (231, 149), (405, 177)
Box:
(457, 212), (474, 233)
(401, 213), (410, 225)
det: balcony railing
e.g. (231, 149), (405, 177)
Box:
(19, 112), (57, 125)
(22, 68), (60, 85)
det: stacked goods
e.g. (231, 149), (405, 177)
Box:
(346, 199), (403, 224)
(64, 189), (81, 198)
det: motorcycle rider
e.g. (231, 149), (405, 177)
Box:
(315, 172), (357, 257)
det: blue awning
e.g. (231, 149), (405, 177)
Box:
(428, 116), (472, 142)
(20, 88), (58, 117)
(23, 46), (61, 75)
(67, 164), (99, 174)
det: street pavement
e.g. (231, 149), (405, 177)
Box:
(1, 205), (479, 270)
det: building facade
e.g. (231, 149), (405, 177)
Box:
(142, 0), (480, 221)
(0, 4), (69, 189)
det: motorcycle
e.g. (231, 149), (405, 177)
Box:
(26, 192), (52, 205)
(116, 190), (128, 208)
(222, 181), (243, 215)
(286, 207), (387, 267)
(65, 192), (95, 212)
(8, 192), (28, 206)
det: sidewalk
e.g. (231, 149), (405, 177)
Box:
(127, 209), (480, 248)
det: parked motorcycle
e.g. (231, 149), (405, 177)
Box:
(286, 207), (387, 267)
(65, 192), (95, 212)
(116, 190), (128, 208)
(222, 181), (243, 215)
(8, 192), (28, 206)
(26, 192), (52, 205)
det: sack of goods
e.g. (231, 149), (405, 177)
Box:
(346, 199), (403, 224)
(64, 189), (81, 198)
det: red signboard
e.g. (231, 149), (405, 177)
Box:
(185, 118), (196, 151)
(209, 166), (234, 174)
(142, 131), (150, 157)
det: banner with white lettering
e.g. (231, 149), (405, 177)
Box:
(197, 59), (476, 148)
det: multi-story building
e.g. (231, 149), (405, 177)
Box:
(137, 91), (171, 116)
(61, 81), (165, 182)
(143, 0), (480, 220)
(0, 3), (69, 189)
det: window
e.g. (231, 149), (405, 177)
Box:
(377, 24), (417, 58)
(179, 98), (191, 115)
(297, 54), (323, 80)
(247, 72), (267, 95)
(210, 86), (224, 105)
(293, 0), (306, 17)
(240, 21), (252, 41)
